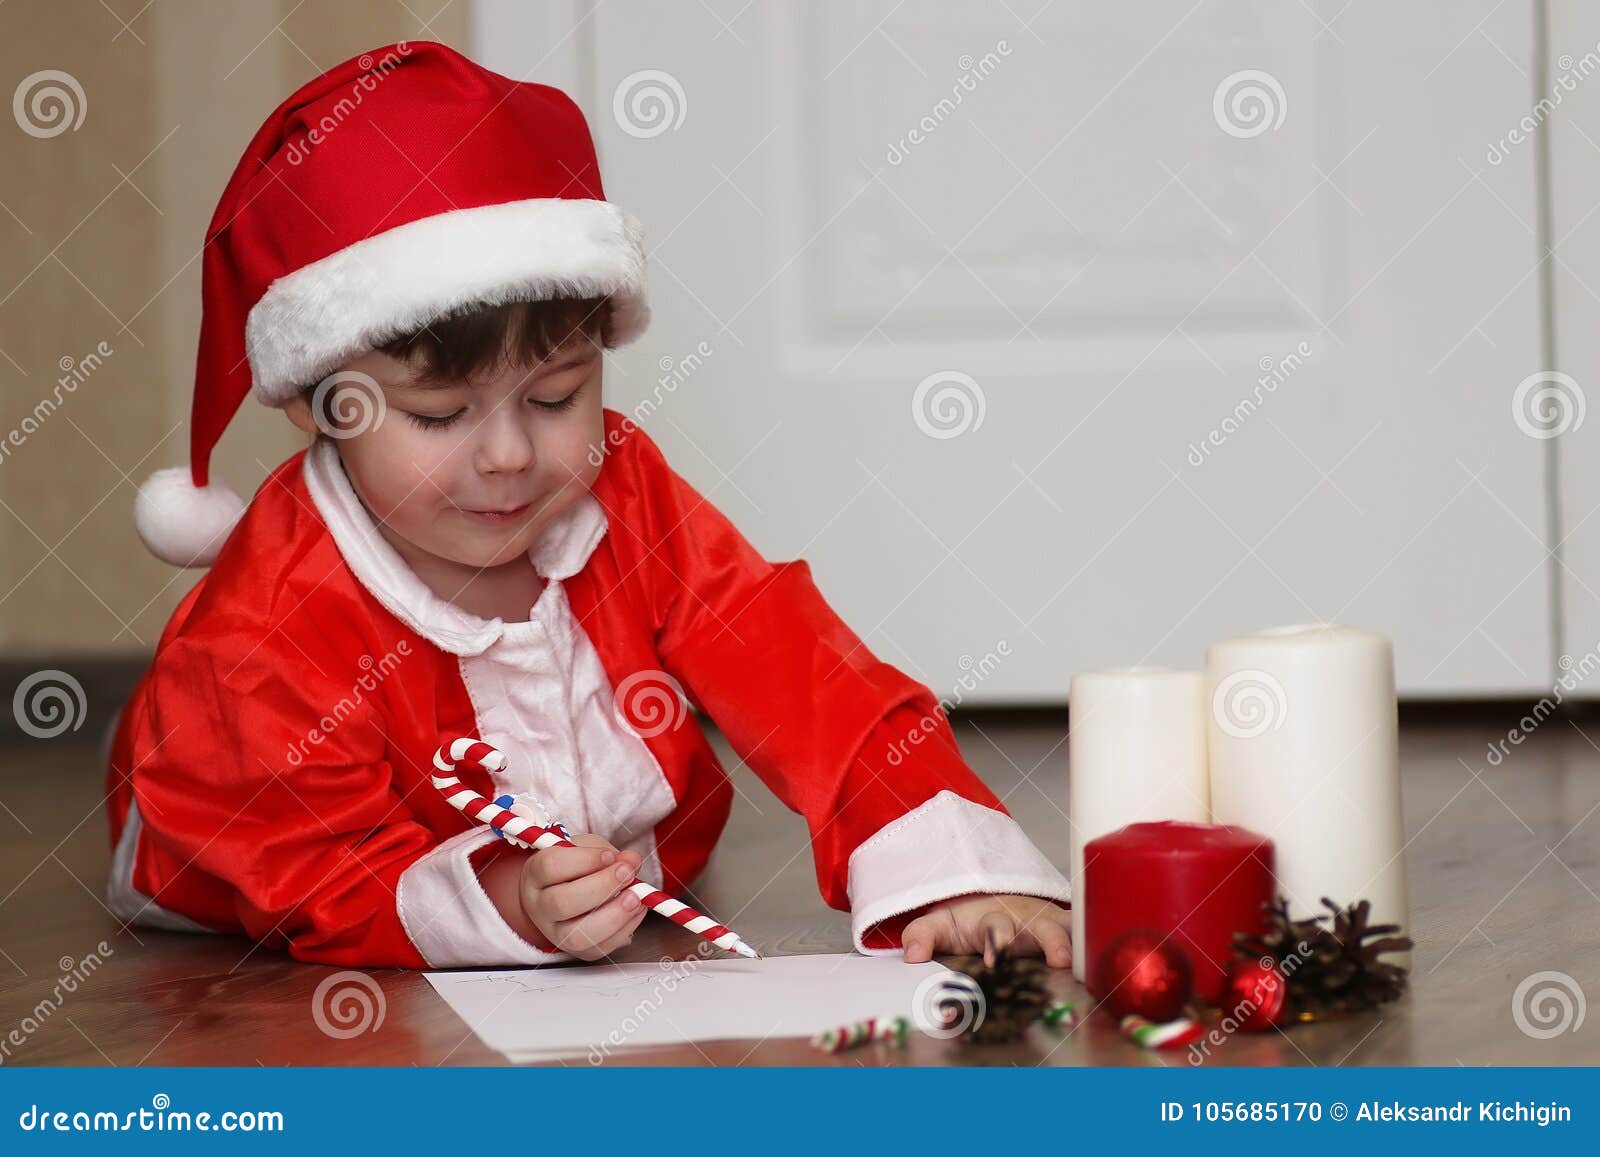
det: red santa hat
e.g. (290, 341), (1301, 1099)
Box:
(135, 40), (650, 567)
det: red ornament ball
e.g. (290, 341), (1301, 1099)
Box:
(1092, 928), (1194, 1022)
(1221, 958), (1288, 1032)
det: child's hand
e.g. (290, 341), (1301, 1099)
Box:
(518, 834), (649, 960)
(901, 894), (1072, 969)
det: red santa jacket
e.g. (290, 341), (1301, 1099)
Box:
(105, 408), (1070, 968)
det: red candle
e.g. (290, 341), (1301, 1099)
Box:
(1083, 821), (1275, 1005)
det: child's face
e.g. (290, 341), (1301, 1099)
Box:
(285, 330), (606, 572)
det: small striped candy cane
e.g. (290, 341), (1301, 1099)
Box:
(432, 737), (760, 960)
(810, 1016), (910, 1053)
(1119, 1013), (1204, 1050)
(1039, 1001), (1078, 1028)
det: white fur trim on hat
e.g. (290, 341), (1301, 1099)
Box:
(134, 466), (246, 569)
(244, 197), (650, 404)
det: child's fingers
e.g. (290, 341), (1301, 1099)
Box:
(536, 857), (640, 923)
(524, 841), (640, 889)
(978, 909), (1018, 965)
(560, 889), (646, 959)
(566, 833), (646, 880)
(582, 902), (650, 960)
(1026, 914), (1073, 969)
(902, 909), (953, 964)
(524, 844), (614, 889)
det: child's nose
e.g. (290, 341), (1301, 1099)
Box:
(474, 415), (537, 474)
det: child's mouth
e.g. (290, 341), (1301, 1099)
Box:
(460, 502), (533, 524)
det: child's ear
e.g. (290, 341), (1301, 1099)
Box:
(282, 391), (320, 437)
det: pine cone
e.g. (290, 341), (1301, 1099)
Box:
(1233, 895), (1413, 1019)
(942, 947), (1052, 1044)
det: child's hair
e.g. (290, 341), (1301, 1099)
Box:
(378, 293), (611, 386)
(301, 293), (609, 420)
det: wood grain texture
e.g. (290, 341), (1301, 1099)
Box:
(1, 708), (1597, 1066)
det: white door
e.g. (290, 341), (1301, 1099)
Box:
(476, 1), (1551, 701)
(1546, 1), (1600, 695)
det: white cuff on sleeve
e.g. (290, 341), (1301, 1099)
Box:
(396, 826), (572, 968)
(846, 790), (1072, 955)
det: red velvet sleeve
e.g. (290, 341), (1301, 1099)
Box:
(619, 422), (1072, 951)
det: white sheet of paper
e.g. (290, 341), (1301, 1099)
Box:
(424, 952), (951, 1061)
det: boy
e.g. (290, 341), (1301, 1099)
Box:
(108, 40), (1072, 968)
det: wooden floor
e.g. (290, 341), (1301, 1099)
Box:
(2, 707), (1597, 1066)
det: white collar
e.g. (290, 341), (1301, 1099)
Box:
(301, 436), (608, 656)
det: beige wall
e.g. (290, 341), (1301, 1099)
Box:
(0, 0), (468, 658)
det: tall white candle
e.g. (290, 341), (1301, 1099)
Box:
(1205, 624), (1410, 964)
(1067, 667), (1210, 982)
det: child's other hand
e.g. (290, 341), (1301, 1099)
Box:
(901, 894), (1072, 969)
(518, 834), (648, 960)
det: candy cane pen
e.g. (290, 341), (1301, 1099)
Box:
(431, 737), (761, 960)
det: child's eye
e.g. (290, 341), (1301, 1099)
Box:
(531, 387), (581, 413)
(405, 408), (466, 431)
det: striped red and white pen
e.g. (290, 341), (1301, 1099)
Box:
(431, 736), (761, 960)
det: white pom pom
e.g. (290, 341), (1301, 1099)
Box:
(134, 466), (246, 568)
